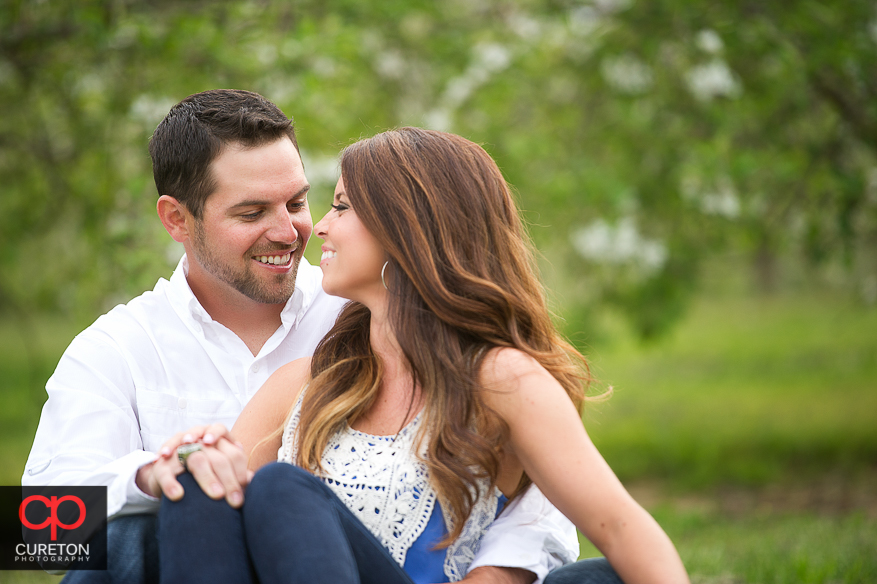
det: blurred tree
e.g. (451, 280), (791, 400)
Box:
(545, 0), (877, 337)
(1, 0), (875, 341)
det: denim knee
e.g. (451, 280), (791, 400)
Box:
(246, 462), (329, 511)
(159, 473), (253, 584)
(543, 557), (624, 584)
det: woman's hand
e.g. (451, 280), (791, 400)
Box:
(135, 423), (252, 508)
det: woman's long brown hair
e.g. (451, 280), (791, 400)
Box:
(295, 127), (590, 545)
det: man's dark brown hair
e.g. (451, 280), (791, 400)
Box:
(149, 89), (299, 219)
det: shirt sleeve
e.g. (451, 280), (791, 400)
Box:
(467, 485), (579, 584)
(21, 329), (160, 518)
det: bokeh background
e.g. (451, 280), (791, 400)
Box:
(1, 1), (875, 582)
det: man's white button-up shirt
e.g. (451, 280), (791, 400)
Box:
(22, 255), (578, 582)
(23, 256), (346, 517)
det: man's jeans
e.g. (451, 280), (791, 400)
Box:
(60, 514), (158, 584)
(543, 558), (623, 584)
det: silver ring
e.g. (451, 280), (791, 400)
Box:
(177, 443), (203, 469)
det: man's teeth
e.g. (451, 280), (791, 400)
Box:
(321, 250), (337, 261)
(256, 253), (291, 265)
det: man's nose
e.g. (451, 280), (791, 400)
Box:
(267, 209), (298, 243)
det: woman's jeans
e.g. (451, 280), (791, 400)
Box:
(159, 462), (415, 584)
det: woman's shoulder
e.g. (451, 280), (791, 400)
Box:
(271, 356), (312, 386)
(480, 346), (546, 386)
(478, 347), (561, 409)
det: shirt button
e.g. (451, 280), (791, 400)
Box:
(192, 323), (202, 334)
(178, 398), (187, 409)
(251, 363), (260, 373)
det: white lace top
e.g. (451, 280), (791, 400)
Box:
(278, 391), (501, 582)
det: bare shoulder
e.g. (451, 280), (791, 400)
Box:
(267, 357), (312, 389)
(479, 347), (560, 411)
(480, 347), (547, 386)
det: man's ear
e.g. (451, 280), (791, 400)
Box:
(157, 196), (193, 243)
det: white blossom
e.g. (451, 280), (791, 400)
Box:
(508, 14), (542, 40)
(601, 54), (653, 94)
(571, 217), (668, 275)
(681, 174), (741, 218)
(423, 108), (453, 132)
(253, 42), (278, 66)
(474, 43), (512, 73)
(696, 29), (724, 54)
(424, 43), (511, 130)
(568, 6), (601, 38)
(685, 60), (741, 101)
(375, 50), (406, 79)
(130, 95), (176, 126)
(300, 151), (340, 187)
(701, 189), (740, 218)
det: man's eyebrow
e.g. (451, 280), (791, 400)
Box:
(228, 185), (311, 209)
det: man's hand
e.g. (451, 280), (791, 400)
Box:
(458, 566), (537, 584)
(135, 423), (251, 508)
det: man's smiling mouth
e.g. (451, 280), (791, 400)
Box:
(254, 252), (292, 266)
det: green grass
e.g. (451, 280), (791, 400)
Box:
(579, 293), (877, 489)
(0, 572), (59, 583)
(674, 512), (877, 584)
(578, 506), (877, 584)
(1, 290), (875, 583)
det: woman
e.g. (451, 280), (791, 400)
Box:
(158, 128), (689, 584)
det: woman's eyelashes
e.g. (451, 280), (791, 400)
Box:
(331, 203), (349, 213)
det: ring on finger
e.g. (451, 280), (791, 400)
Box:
(177, 442), (203, 470)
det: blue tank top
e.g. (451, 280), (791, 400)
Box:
(403, 496), (508, 584)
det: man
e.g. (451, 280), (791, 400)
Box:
(23, 90), (579, 584)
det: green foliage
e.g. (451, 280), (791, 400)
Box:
(2, 0), (876, 336)
(0, 318), (77, 486)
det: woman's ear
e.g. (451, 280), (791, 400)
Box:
(157, 196), (192, 243)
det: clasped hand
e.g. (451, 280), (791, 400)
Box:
(135, 423), (252, 508)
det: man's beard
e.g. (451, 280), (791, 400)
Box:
(192, 220), (300, 305)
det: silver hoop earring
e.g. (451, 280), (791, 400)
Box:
(381, 261), (390, 290)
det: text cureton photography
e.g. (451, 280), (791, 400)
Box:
(0, 486), (107, 571)
(14, 543), (91, 564)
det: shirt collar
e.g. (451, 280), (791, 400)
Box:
(166, 254), (320, 331)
